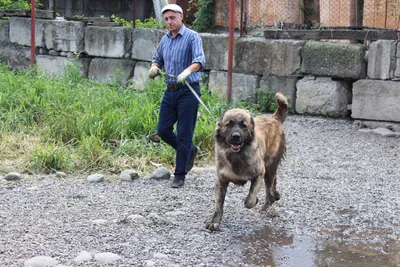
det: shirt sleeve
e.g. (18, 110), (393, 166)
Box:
(152, 35), (166, 68)
(190, 33), (206, 71)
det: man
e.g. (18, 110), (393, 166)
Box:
(148, 4), (206, 188)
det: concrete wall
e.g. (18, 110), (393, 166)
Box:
(0, 17), (399, 123)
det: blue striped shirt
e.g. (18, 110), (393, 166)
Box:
(152, 25), (206, 85)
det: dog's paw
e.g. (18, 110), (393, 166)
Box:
(263, 205), (278, 217)
(204, 221), (220, 231)
(244, 197), (259, 209)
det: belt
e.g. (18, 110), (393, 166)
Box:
(167, 82), (199, 90)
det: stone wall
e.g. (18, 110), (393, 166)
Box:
(0, 17), (399, 123)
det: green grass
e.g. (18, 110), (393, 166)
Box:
(0, 62), (284, 176)
(0, 62), (232, 175)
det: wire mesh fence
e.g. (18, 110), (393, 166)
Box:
(2, 0), (399, 31)
(214, 0), (400, 31)
(53, 0), (155, 23)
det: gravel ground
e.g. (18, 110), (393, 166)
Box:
(0, 115), (399, 267)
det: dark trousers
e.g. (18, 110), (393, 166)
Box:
(157, 83), (200, 179)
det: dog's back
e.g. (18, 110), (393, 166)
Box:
(254, 93), (287, 164)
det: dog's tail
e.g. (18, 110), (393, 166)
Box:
(273, 93), (288, 123)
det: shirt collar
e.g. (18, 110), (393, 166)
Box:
(167, 24), (187, 38)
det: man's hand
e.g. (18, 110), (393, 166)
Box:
(177, 69), (192, 83)
(148, 66), (161, 78)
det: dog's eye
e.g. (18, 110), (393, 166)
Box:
(227, 120), (234, 127)
(239, 121), (247, 128)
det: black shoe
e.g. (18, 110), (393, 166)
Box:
(171, 176), (185, 188)
(186, 146), (199, 172)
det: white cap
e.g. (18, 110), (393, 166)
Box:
(161, 4), (183, 14)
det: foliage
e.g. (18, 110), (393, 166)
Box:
(0, 62), (231, 174)
(191, 0), (215, 33)
(236, 88), (278, 113)
(0, 0), (29, 10)
(111, 15), (165, 29)
(135, 17), (165, 29)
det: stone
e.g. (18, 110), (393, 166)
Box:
(367, 40), (397, 80)
(201, 33), (231, 71)
(301, 40), (367, 79)
(73, 251), (92, 264)
(24, 256), (58, 267)
(352, 80), (400, 122)
(88, 58), (135, 85)
(150, 167), (171, 180)
(4, 172), (21, 181)
(235, 38), (305, 76)
(87, 173), (104, 183)
(44, 20), (85, 52)
(208, 70), (260, 103)
(55, 171), (67, 178)
(131, 28), (165, 61)
(85, 26), (132, 58)
(94, 252), (122, 264)
(295, 76), (351, 117)
(120, 169), (139, 181)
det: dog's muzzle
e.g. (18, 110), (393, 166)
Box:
(228, 132), (243, 152)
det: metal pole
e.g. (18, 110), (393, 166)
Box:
(30, 0), (36, 66)
(240, 0), (244, 37)
(227, 0), (235, 103)
(53, 0), (56, 19)
(133, 0), (136, 28)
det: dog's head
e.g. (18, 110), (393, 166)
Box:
(215, 108), (255, 152)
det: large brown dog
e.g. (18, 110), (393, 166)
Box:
(205, 93), (288, 231)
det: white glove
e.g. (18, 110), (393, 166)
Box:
(148, 66), (161, 78)
(177, 69), (192, 83)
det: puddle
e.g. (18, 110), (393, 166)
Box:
(236, 226), (400, 267)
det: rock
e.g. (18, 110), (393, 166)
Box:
(120, 169), (139, 181)
(73, 251), (92, 264)
(55, 171), (67, 178)
(94, 252), (122, 264)
(87, 173), (104, 183)
(4, 172), (21, 181)
(92, 219), (108, 225)
(24, 256), (58, 267)
(165, 210), (186, 217)
(150, 167), (170, 180)
(153, 252), (169, 260)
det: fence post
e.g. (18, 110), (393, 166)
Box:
(30, 0), (36, 66)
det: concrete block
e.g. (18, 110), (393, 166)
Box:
(0, 42), (30, 70)
(208, 70), (260, 103)
(9, 17), (46, 47)
(367, 40), (397, 80)
(0, 20), (9, 43)
(85, 26), (132, 58)
(44, 20), (85, 52)
(201, 33), (231, 71)
(131, 28), (165, 61)
(259, 75), (299, 108)
(301, 40), (367, 79)
(295, 76), (352, 117)
(235, 38), (304, 76)
(352, 80), (400, 122)
(88, 58), (136, 85)
(36, 55), (91, 77)
(131, 61), (152, 90)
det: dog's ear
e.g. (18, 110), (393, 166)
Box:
(215, 110), (227, 138)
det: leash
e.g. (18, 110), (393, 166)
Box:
(160, 72), (213, 116)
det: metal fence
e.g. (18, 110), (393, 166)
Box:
(53, 0), (155, 23)
(215, 0), (400, 32)
(2, 0), (399, 31)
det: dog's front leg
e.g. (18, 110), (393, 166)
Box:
(244, 173), (263, 209)
(205, 179), (229, 231)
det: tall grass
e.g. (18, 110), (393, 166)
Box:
(0, 62), (232, 175)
